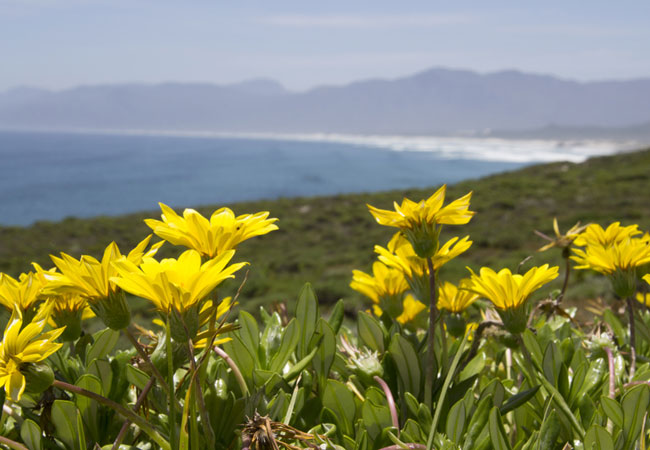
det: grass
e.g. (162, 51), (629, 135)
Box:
(2, 148), (649, 318)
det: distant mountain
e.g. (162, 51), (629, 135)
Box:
(3, 67), (650, 136)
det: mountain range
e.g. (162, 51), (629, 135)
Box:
(3, 67), (650, 138)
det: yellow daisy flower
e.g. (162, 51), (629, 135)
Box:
(0, 271), (45, 314)
(636, 292), (650, 307)
(367, 185), (474, 229)
(571, 237), (650, 275)
(468, 265), (559, 311)
(396, 294), (427, 326)
(44, 235), (162, 301)
(111, 249), (246, 315)
(0, 305), (64, 401)
(145, 203), (278, 258)
(350, 261), (408, 305)
(376, 232), (472, 278)
(535, 218), (587, 252)
(573, 222), (641, 248)
(467, 265), (558, 333)
(367, 186), (473, 258)
(437, 280), (479, 314)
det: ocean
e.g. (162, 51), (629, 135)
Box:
(0, 130), (627, 226)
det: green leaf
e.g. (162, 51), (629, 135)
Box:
(622, 384), (650, 450)
(296, 283), (319, 359)
(327, 299), (345, 335)
(603, 310), (626, 344)
(584, 424), (615, 450)
(543, 342), (563, 385)
(323, 380), (356, 436)
(362, 395), (392, 442)
(489, 407), (512, 450)
(283, 344), (320, 382)
(74, 374), (102, 441)
(85, 328), (119, 365)
(538, 409), (561, 450)
(445, 400), (466, 444)
(270, 318), (300, 372)
(388, 334), (421, 398)
(601, 396), (624, 429)
(458, 352), (486, 382)
(88, 359), (113, 396)
(311, 319), (336, 388)
(238, 311), (260, 364)
(76, 410), (86, 450)
(522, 329), (543, 369)
(499, 385), (540, 415)
(20, 419), (42, 450)
(222, 333), (256, 386)
(51, 400), (82, 450)
(357, 311), (386, 353)
(125, 364), (150, 391)
(462, 395), (492, 449)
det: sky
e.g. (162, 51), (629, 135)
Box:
(2, 1), (650, 92)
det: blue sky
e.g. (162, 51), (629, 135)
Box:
(2, 1), (650, 91)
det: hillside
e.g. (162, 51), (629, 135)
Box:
(3, 68), (650, 134)
(1, 148), (649, 315)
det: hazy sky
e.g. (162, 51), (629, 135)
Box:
(2, 1), (650, 92)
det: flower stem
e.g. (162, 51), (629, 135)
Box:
(559, 250), (571, 303)
(52, 379), (170, 450)
(424, 257), (438, 409)
(0, 435), (28, 450)
(627, 296), (637, 379)
(164, 316), (177, 450)
(374, 376), (399, 433)
(125, 329), (171, 398)
(111, 375), (156, 450)
(214, 346), (250, 396)
(604, 346), (616, 434)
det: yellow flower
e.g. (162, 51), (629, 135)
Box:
(437, 280), (479, 314)
(111, 249), (246, 315)
(467, 265), (559, 311)
(0, 305), (64, 401)
(573, 222), (641, 248)
(376, 232), (472, 278)
(571, 237), (650, 274)
(44, 235), (163, 301)
(0, 272), (45, 313)
(637, 292), (650, 307)
(535, 218), (587, 252)
(367, 185), (474, 229)
(350, 261), (408, 305)
(145, 203), (278, 258)
(374, 232), (472, 302)
(467, 265), (558, 334)
(645, 274), (650, 286)
(396, 294), (427, 325)
(367, 186), (473, 258)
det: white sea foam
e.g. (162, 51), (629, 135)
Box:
(2, 127), (640, 163)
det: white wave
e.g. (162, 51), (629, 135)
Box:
(2, 126), (639, 163)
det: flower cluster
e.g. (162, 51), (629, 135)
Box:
(0, 203), (277, 402)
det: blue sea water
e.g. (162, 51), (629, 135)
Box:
(0, 130), (530, 226)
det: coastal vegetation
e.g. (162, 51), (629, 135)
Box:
(0, 148), (649, 448)
(1, 148), (648, 315)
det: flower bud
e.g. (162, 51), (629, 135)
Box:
(23, 363), (54, 395)
(445, 313), (466, 338)
(168, 304), (200, 343)
(91, 289), (131, 330)
(349, 349), (383, 384)
(609, 269), (637, 299)
(51, 309), (83, 341)
(497, 304), (528, 335)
